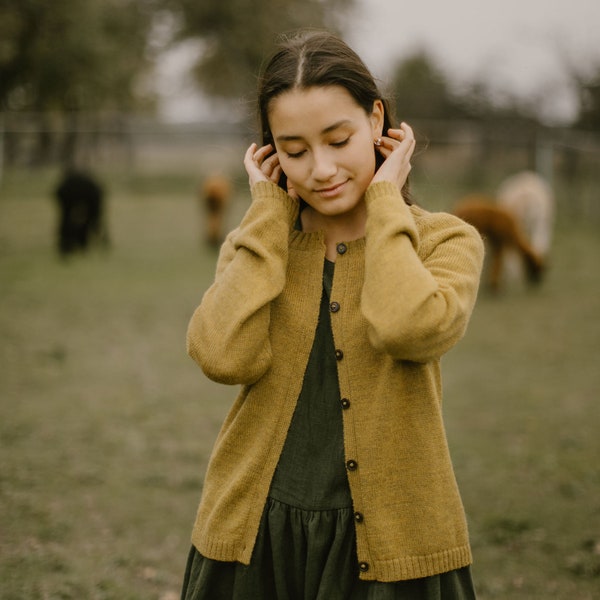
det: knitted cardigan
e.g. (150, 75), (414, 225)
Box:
(186, 180), (484, 582)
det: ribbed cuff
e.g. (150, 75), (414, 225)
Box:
(250, 180), (299, 226)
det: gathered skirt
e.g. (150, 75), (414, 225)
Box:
(180, 497), (476, 600)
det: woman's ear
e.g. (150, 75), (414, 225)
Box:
(370, 99), (385, 138)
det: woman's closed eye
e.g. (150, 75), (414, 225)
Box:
(284, 137), (350, 158)
(331, 137), (350, 148)
(286, 149), (306, 159)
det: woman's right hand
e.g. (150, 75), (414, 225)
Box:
(244, 143), (282, 187)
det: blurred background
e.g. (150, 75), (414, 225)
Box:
(1, 0), (599, 202)
(1, 1), (599, 598)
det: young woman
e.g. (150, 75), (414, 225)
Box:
(181, 30), (484, 599)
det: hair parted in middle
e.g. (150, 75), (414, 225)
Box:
(256, 29), (411, 203)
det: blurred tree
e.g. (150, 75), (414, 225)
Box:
(574, 70), (600, 131)
(388, 49), (550, 185)
(168, 0), (355, 99)
(389, 48), (546, 127)
(0, 0), (161, 112)
(389, 49), (466, 121)
(0, 0), (164, 163)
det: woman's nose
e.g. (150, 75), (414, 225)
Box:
(311, 149), (337, 181)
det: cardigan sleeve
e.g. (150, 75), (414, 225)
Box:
(361, 181), (484, 363)
(186, 181), (296, 384)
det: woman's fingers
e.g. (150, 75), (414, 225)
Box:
(372, 122), (416, 188)
(253, 143), (274, 163)
(377, 123), (414, 152)
(244, 143), (281, 185)
(375, 128), (413, 159)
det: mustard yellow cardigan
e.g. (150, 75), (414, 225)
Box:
(186, 180), (484, 581)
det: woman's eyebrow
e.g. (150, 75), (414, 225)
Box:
(322, 119), (352, 134)
(275, 119), (352, 142)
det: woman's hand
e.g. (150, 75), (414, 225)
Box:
(371, 122), (416, 191)
(244, 143), (282, 187)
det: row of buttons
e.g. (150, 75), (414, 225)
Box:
(342, 399), (368, 569)
(348, 456), (368, 572)
(332, 240), (369, 574)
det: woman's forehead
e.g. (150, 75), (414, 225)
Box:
(269, 86), (366, 138)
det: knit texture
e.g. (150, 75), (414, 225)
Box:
(186, 180), (484, 581)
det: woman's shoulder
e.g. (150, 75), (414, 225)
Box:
(410, 203), (478, 234)
(409, 203), (483, 254)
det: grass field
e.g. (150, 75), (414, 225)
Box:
(1, 165), (599, 599)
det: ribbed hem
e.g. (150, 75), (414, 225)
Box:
(362, 544), (473, 582)
(192, 524), (472, 581)
(191, 529), (254, 566)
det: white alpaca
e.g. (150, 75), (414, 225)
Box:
(496, 171), (555, 257)
(493, 171), (554, 288)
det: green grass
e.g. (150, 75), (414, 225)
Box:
(1, 168), (599, 599)
(443, 223), (600, 598)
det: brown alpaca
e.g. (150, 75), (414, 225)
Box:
(200, 174), (231, 247)
(453, 195), (545, 292)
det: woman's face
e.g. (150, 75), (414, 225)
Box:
(269, 85), (384, 219)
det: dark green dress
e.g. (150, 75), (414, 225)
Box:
(181, 260), (477, 599)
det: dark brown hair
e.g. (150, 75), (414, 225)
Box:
(257, 30), (411, 203)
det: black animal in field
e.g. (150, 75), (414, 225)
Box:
(54, 170), (108, 257)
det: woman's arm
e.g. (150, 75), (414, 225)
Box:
(186, 180), (295, 384)
(362, 181), (484, 363)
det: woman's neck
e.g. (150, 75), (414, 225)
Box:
(301, 201), (367, 261)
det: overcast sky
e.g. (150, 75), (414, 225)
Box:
(158, 0), (600, 124)
(347, 0), (600, 123)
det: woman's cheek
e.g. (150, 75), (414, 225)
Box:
(279, 160), (300, 189)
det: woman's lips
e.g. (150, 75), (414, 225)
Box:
(315, 181), (347, 198)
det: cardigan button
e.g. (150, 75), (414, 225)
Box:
(335, 349), (344, 361)
(329, 301), (340, 313)
(359, 561), (370, 572)
(354, 511), (364, 523)
(346, 459), (358, 471)
(336, 242), (348, 255)
(340, 398), (351, 409)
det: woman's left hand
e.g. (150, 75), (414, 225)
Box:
(371, 122), (416, 191)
